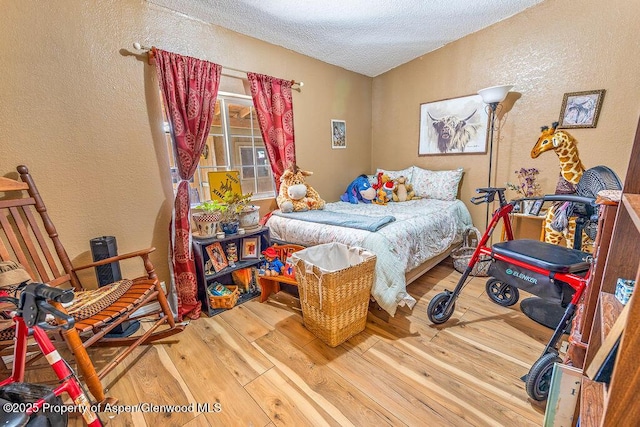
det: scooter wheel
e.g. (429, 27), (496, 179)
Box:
(525, 352), (561, 401)
(427, 292), (455, 324)
(486, 278), (519, 307)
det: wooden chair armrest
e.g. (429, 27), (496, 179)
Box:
(72, 247), (156, 276)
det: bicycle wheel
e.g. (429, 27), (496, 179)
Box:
(525, 353), (561, 401)
(486, 278), (519, 307)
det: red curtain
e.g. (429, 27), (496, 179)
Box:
(154, 48), (221, 319)
(247, 73), (296, 191)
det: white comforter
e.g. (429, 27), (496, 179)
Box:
(266, 199), (473, 316)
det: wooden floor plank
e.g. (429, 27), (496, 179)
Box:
(159, 323), (271, 427)
(254, 330), (405, 426)
(245, 367), (343, 427)
(243, 293), (317, 346)
(387, 331), (545, 423)
(182, 413), (211, 427)
(120, 345), (196, 426)
(441, 308), (550, 365)
(190, 316), (273, 386)
(305, 338), (471, 427)
(218, 303), (273, 341)
(364, 340), (541, 427)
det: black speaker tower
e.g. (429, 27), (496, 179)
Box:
(90, 236), (122, 286)
(89, 236), (139, 337)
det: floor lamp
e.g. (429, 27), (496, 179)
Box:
(477, 84), (513, 228)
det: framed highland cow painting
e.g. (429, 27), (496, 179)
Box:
(418, 94), (489, 156)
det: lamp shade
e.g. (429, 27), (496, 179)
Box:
(478, 84), (514, 104)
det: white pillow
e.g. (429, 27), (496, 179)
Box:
(412, 167), (463, 201)
(375, 167), (414, 183)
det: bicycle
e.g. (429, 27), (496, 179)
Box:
(0, 282), (103, 426)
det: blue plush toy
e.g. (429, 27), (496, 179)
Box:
(340, 174), (377, 204)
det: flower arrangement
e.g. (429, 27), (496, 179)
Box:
(506, 167), (541, 198)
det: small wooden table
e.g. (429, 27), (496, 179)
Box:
(258, 243), (304, 302)
(501, 211), (546, 241)
(259, 274), (299, 302)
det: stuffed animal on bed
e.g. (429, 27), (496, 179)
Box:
(276, 165), (326, 213)
(371, 172), (394, 205)
(340, 174), (377, 204)
(392, 176), (415, 202)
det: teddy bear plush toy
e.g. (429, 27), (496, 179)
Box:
(372, 172), (395, 205)
(392, 176), (415, 202)
(260, 246), (284, 276)
(276, 165), (326, 213)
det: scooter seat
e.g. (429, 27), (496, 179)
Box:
(492, 239), (591, 274)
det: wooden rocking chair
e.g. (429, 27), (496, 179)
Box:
(0, 165), (186, 401)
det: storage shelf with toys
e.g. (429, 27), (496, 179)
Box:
(575, 118), (640, 426)
(192, 226), (271, 316)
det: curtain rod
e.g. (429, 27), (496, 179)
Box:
(132, 42), (304, 90)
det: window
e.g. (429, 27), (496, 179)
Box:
(164, 92), (275, 203)
(239, 146), (270, 179)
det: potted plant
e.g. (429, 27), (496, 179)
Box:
(193, 199), (224, 237)
(506, 167), (542, 213)
(218, 191), (253, 235)
(239, 202), (260, 230)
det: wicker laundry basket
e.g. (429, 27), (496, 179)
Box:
(292, 243), (376, 347)
(451, 227), (491, 277)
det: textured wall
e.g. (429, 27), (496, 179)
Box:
(372, 0), (640, 229)
(0, 0), (372, 286)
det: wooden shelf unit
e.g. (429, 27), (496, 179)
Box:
(579, 117), (640, 426)
(192, 226), (271, 316)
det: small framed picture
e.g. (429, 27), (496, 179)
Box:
(528, 199), (544, 216)
(205, 242), (228, 272)
(558, 89), (606, 129)
(241, 236), (260, 260)
(331, 119), (346, 149)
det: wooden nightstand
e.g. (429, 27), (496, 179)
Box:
(501, 211), (546, 241)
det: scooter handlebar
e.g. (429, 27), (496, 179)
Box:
(542, 194), (596, 205)
(32, 283), (74, 304)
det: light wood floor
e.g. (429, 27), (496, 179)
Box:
(33, 260), (552, 426)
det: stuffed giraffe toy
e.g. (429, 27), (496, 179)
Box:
(531, 122), (588, 249)
(276, 164), (325, 213)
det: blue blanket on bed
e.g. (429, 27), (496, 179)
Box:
(273, 210), (395, 232)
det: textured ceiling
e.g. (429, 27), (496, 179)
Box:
(148, 0), (543, 77)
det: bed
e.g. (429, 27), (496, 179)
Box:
(266, 177), (473, 316)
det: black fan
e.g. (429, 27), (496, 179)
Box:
(576, 166), (622, 240)
(550, 166), (622, 247)
(553, 165), (621, 250)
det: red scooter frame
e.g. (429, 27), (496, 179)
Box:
(427, 187), (594, 401)
(0, 283), (103, 426)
